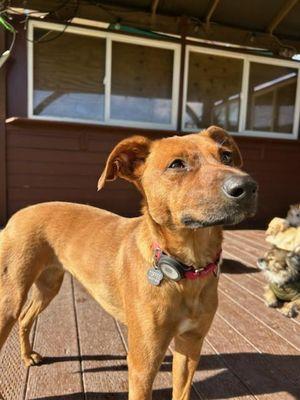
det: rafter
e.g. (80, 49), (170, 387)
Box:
(205, 0), (221, 26)
(267, 0), (299, 34)
(8, 0), (300, 53)
(151, 0), (160, 18)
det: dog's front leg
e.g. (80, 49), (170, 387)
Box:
(127, 323), (172, 400)
(172, 332), (204, 400)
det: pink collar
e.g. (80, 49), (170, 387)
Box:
(152, 243), (222, 281)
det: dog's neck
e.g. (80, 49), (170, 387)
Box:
(142, 210), (223, 268)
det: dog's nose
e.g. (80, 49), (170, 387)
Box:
(257, 257), (266, 270)
(222, 175), (258, 200)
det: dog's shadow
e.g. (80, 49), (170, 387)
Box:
(221, 258), (258, 274)
(37, 352), (300, 399)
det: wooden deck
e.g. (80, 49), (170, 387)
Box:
(0, 230), (300, 400)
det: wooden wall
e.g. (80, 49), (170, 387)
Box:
(5, 119), (172, 219)
(5, 118), (300, 229)
(2, 18), (300, 229)
(0, 27), (7, 226)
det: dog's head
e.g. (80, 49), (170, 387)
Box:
(98, 126), (258, 229)
(257, 247), (300, 285)
(286, 203), (300, 228)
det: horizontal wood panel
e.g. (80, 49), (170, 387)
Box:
(8, 147), (103, 164)
(8, 174), (135, 191)
(8, 161), (102, 177)
(4, 119), (300, 227)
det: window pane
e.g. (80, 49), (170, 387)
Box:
(110, 42), (173, 124)
(33, 29), (105, 121)
(246, 63), (297, 133)
(185, 52), (243, 131)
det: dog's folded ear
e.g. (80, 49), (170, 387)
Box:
(202, 125), (243, 167)
(286, 250), (300, 269)
(98, 135), (151, 190)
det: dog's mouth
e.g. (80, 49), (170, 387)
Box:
(182, 206), (256, 229)
(181, 215), (243, 229)
(181, 196), (257, 229)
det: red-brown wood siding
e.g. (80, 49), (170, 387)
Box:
(0, 27), (7, 226)
(5, 119), (174, 219)
(5, 118), (300, 229)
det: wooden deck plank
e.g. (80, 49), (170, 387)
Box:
(73, 280), (128, 399)
(217, 291), (300, 390)
(220, 275), (300, 350)
(223, 243), (264, 273)
(221, 265), (300, 327)
(0, 324), (31, 400)
(206, 314), (297, 400)
(225, 231), (269, 252)
(25, 274), (83, 400)
(190, 340), (255, 400)
(223, 231), (300, 324)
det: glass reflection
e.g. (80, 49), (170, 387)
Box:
(111, 42), (173, 124)
(247, 63), (297, 133)
(33, 29), (106, 121)
(185, 52), (243, 131)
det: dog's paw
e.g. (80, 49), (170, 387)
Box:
(280, 305), (298, 318)
(23, 351), (43, 367)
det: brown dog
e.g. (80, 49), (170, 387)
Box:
(0, 126), (257, 400)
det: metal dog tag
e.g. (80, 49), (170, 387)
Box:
(147, 267), (164, 286)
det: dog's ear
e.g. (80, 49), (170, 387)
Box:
(97, 135), (151, 190)
(286, 249), (300, 269)
(202, 125), (243, 167)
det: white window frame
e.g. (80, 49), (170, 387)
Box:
(27, 19), (180, 130)
(182, 45), (300, 140)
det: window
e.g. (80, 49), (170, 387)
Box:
(183, 46), (300, 139)
(246, 63), (297, 134)
(110, 42), (174, 125)
(184, 52), (243, 131)
(33, 29), (106, 121)
(28, 21), (300, 139)
(28, 20), (180, 130)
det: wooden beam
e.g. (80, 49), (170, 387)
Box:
(151, 0), (159, 26)
(151, 0), (160, 18)
(0, 26), (7, 226)
(267, 0), (299, 34)
(205, 0), (221, 26)
(9, 0), (300, 53)
(177, 18), (189, 132)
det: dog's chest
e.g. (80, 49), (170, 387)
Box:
(177, 318), (199, 334)
(174, 278), (218, 335)
(176, 294), (205, 334)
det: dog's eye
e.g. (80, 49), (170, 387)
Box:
(168, 159), (186, 169)
(221, 151), (233, 165)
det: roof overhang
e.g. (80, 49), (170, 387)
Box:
(7, 0), (300, 56)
